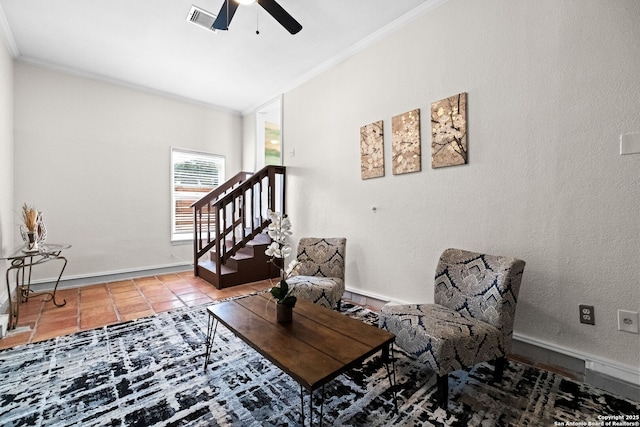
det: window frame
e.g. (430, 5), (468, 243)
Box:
(171, 147), (225, 242)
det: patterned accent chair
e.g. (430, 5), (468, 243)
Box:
(287, 237), (347, 310)
(379, 248), (525, 407)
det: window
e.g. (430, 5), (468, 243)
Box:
(171, 148), (225, 241)
(256, 96), (282, 169)
(264, 120), (282, 166)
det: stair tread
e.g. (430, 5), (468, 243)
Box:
(210, 234), (271, 252)
(247, 233), (271, 246)
(232, 251), (254, 261)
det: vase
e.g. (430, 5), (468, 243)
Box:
(276, 303), (293, 323)
(27, 231), (37, 251)
(35, 211), (47, 244)
(20, 225), (38, 250)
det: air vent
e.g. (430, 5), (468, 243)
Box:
(187, 5), (217, 33)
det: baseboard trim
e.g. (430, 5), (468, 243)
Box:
(513, 332), (640, 387)
(0, 263), (193, 313)
(344, 286), (395, 309)
(32, 262), (194, 290)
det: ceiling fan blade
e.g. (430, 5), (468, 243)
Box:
(213, 0), (240, 30)
(257, 0), (302, 34)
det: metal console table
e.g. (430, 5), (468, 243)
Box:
(1, 243), (71, 330)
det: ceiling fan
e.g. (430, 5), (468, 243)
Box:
(213, 0), (302, 35)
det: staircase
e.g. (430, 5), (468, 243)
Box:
(191, 165), (286, 289)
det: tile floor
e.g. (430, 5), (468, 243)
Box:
(0, 272), (271, 350)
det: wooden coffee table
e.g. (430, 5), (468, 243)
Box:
(204, 293), (397, 426)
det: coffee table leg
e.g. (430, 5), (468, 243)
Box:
(203, 316), (218, 371)
(300, 385), (305, 425)
(307, 386), (323, 427)
(299, 385), (325, 426)
(383, 343), (398, 414)
(309, 388), (312, 426)
(320, 384), (325, 427)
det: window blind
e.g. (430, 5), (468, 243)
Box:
(171, 148), (225, 239)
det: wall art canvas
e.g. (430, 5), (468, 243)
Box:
(431, 92), (467, 168)
(360, 120), (385, 180)
(391, 109), (421, 175)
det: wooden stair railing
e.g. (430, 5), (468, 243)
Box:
(191, 165), (286, 287)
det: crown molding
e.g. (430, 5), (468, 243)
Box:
(0, 4), (19, 58)
(242, 0), (450, 115)
(0, 5), (20, 59)
(16, 55), (242, 116)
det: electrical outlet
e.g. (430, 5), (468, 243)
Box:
(618, 310), (639, 334)
(579, 305), (595, 325)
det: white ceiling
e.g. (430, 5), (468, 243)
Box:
(0, 0), (444, 113)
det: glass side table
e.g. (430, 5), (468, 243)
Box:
(1, 243), (71, 330)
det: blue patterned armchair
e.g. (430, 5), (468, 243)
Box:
(287, 237), (346, 310)
(379, 248), (525, 407)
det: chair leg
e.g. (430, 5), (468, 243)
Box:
(493, 357), (507, 382)
(336, 299), (342, 312)
(436, 374), (448, 408)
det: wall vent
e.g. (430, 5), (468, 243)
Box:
(187, 5), (217, 33)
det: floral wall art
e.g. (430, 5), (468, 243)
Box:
(391, 109), (421, 175)
(360, 120), (385, 179)
(431, 92), (467, 168)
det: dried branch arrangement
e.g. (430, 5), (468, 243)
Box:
(22, 203), (37, 232)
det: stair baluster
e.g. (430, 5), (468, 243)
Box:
(191, 166), (286, 289)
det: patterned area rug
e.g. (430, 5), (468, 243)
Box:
(0, 300), (638, 426)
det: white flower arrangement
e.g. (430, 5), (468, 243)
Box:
(264, 209), (301, 307)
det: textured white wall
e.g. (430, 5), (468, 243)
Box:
(283, 0), (640, 369)
(0, 32), (13, 306)
(13, 63), (242, 280)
